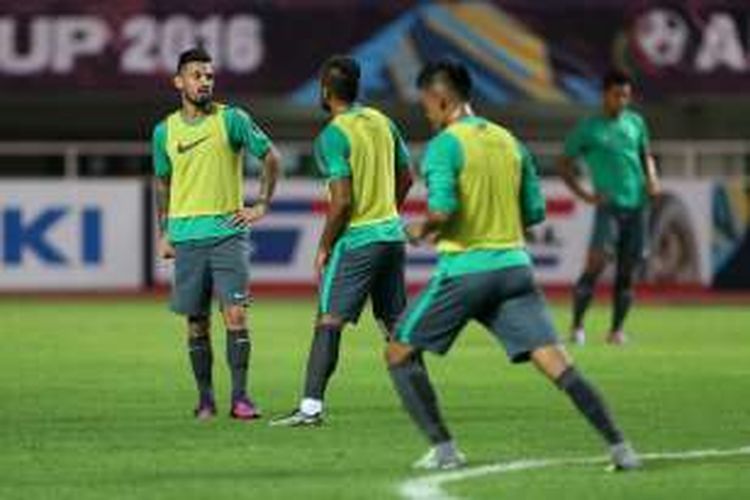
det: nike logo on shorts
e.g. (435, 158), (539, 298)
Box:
(177, 135), (210, 154)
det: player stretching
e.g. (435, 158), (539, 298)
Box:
(152, 47), (280, 420)
(558, 70), (660, 345)
(271, 56), (412, 426)
(385, 61), (640, 471)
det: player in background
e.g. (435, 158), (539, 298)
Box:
(385, 60), (640, 471)
(558, 70), (660, 345)
(152, 47), (281, 420)
(271, 56), (412, 427)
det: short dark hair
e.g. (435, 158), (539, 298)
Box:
(416, 60), (472, 101)
(320, 55), (360, 103)
(602, 69), (632, 90)
(177, 47), (212, 73)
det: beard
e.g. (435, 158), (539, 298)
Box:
(187, 91), (213, 110)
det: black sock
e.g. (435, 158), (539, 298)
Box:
(557, 367), (624, 445)
(388, 354), (452, 445)
(302, 325), (342, 401)
(226, 329), (250, 401)
(572, 272), (598, 329)
(188, 335), (213, 401)
(612, 274), (633, 332)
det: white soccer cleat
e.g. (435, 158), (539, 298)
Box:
(608, 442), (642, 471)
(570, 328), (586, 346)
(412, 443), (467, 471)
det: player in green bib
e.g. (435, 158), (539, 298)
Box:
(151, 48), (281, 421)
(385, 61), (639, 471)
(271, 56), (413, 427)
(558, 70), (660, 346)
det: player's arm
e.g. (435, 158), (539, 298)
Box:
(557, 122), (602, 205)
(639, 117), (660, 199)
(313, 125), (354, 276)
(226, 107), (281, 226)
(390, 118), (413, 208)
(152, 123), (175, 259)
(316, 179), (353, 276)
(407, 134), (460, 245)
(519, 142), (546, 228)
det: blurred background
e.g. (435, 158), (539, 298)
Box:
(1, 0), (749, 295)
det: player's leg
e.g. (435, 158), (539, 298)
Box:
(482, 266), (639, 469)
(531, 345), (640, 469)
(212, 234), (258, 420)
(386, 273), (470, 469)
(609, 209), (646, 344)
(186, 315), (215, 419)
(571, 206), (612, 344)
(370, 242), (407, 339)
(271, 242), (376, 426)
(171, 242), (214, 419)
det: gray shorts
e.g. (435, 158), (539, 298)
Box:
(590, 205), (648, 262)
(319, 241), (406, 327)
(171, 234), (250, 317)
(395, 265), (559, 363)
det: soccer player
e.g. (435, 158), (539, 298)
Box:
(152, 47), (281, 420)
(385, 60), (640, 471)
(271, 56), (412, 427)
(558, 70), (660, 345)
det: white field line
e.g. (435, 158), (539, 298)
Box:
(398, 445), (750, 500)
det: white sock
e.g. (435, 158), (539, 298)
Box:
(300, 398), (323, 415)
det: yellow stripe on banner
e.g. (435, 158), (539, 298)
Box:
(449, 3), (551, 82)
(423, 5), (567, 102)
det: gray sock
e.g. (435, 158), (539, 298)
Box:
(572, 272), (598, 329)
(303, 325), (342, 401)
(388, 353), (452, 445)
(226, 329), (250, 401)
(557, 367), (624, 445)
(188, 335), (213, 401)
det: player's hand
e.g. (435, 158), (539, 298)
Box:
(158, 237), (176, 260)
(581, 191), (605, 205)
(314, 247), (330, 280)
(230, 202), (269, 227)
(406, 221), (426, 246)
(647, 180), (661, 200)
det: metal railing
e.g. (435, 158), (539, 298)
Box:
(0, 140), (748, 179)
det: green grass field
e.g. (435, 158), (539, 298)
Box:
(1, 298), (748, 499)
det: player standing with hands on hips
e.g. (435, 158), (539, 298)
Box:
(558, 70), (660, 346)
(152, 47), (281, 421)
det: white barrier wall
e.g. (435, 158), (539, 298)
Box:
(0, 180), (143, 290)
(155, 179), (713, 288)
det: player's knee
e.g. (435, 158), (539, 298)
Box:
(316, 313), (343, 330)
(385, 341), (415, 367)
(223, 306), (246, 330)
(187, 316), (210, 338)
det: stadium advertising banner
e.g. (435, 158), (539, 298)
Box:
(1, 1), (749, 101)
(0, 181), (144, 290)
(153, 179), (714, 289)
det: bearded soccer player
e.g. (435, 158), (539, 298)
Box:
(271, 56), (412, 427)
(152, 47), (281, 420)
(385, 61), (640, 471)
(558, 70), (660, 346)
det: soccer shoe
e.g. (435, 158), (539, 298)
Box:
(269, 409), (323, 427)
(412, 443), (467, 471)
(229, 397), (262, 421)
(194, 398), (217, 421)
(606, 330), (628, 345)
(569, 328), (586, 346)
(608, 442), (642, 471)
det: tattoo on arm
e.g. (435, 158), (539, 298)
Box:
(257, 147), (281, 205)
(155, 177), (170, 236)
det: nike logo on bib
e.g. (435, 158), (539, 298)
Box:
(177, 135), (210, 154)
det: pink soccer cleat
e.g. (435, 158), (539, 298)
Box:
(230, 396), (262, 421)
